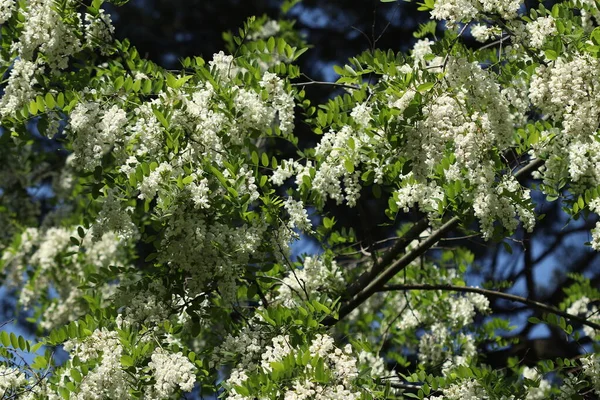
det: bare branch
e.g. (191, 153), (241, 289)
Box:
(379, 283), (600, 332)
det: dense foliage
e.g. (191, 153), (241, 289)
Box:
(0, 0), (599, 399)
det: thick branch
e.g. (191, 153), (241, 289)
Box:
(324, 158), (545, 326)
(344, 218), (429, 298)
(379, 283), (600, 332)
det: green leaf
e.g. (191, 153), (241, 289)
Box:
(18, 335), (27, 351)
(132, 79), (141, 92)
(372, 184), (382, 198)
(344, 159), (355, 173)
(71, 368), (82, 383)
(417, 82), (434, 93)
(57, 92), (65, 108)
(347, 137), (355, 150)
(152, 108), (169, 128)
(344, 65), (357, 76)
(142, 79), (152, 94)
(591, 27), (600, 45)
(121, 355), (134, 367)
(302, 349), (311, 365)
(36, 95), (45, 111)
(544, 49), (558, 60)
(10, 333), (18, 349)
(0, 331), (9, 347)
(45, 93), (55, 109)
(267, 36), (275, 52)
(114, 76), (124, 90)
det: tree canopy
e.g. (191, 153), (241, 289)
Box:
(0, 0), (599, 399)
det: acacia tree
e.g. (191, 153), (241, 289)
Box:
(0, 0), (599, 398)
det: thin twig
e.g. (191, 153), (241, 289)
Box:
(291, 80), (361, 91)
(378, 283), (600, 332)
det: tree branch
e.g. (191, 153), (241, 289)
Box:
(324, 158), (545, 326)
(291, 80), (360, 91)
(378, 283), (600, 332)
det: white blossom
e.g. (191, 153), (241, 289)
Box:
(0, 0), (15, 24)
(148, 348), (196, 397)
(0, 365), (28, 397)
(84, 9), (114, 55)
(0, 59), (41, 118)
(527, 16), (556, 48)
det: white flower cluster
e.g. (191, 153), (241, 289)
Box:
(426, 378), (488, 400)
(414, 292), (488, 369)
(259, 71), (295, 134)
(1, 224), (130, 329)
(529, 55), (600, 184)
(418, 322), (448, 366)
(0, 365), (28, 397)
(213, 316), (267, 372)
(400, 57), (532, 238)
(138, 162), (173, 200)
(71, 52), (297, 302)
(522, 367), (551, 400)
(581, 354), (600, 396)
(217, 328), (363, 400)
(412, 39), (433, 66)
(449, 293), (489, 327)
(312, 125), (370, 206)
(281, 334), (361, 400)
(272, 97), (395, 208)
(157, 206), (271, 303)
(84, 9), (114, 55)
(209, 51), (239, 83)
(248, 20), (281, 41)
(526, 16), (556, 49)
(126, 101), (164, 160)
(389, 88), (416, 115)
(275, 256), (344, 307)
(148, 348), (196, 398)
(260, 334), (293, 371)
(0, 59), (41, 118)
(591, 199), (600, 250)
(283, 197), (312, 232)
(566, 296), (599, 337)
(470, 24), (501, 42)
(16, 0), (82, 69)
(282, 380), (361, 400)
(357, 350), (387, 379)
(418, 326), (477, 373)
(395, 180), (444, 216)
(92, 188), (139, 242)
(430, 0), (521, 25)
(119, 283), (171, 328)
(68, 103), (128, 170)
(0, 0), (15, 24)
(350, 102), (372, 127)
(529, 54), (600, 248)
(62, 328), (131, 399)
